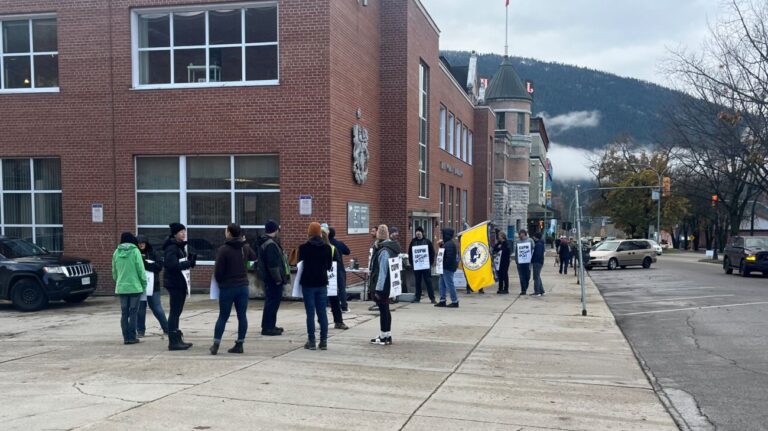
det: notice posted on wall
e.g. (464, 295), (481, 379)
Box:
(92, 203), (103, 223)
(299, 195), (312, 216)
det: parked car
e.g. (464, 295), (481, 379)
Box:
(723, 236), (768, 277)
(586, 239), (657, 270)
(0, 236), (98, 311)
(648, 240), (663, 256)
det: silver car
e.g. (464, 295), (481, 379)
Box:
(587, 240), (658, 270)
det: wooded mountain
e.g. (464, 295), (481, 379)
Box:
(441, 51), (685, 150)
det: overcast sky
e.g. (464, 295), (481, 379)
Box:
(420, 0), (724, 180)
(420, 0), (722, 86)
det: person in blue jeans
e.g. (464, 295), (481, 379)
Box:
(298, 222), (333, 351)
(136, 236), (168, 336)
(435, 228), (459, 308)
(209, 223), (257, 355)
(531, 232), (546, 297)
(515, 229), (534, 295)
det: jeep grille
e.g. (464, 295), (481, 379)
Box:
(64, 264), (93, 277)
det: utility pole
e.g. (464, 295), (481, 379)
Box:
(575, 186), (587, 316)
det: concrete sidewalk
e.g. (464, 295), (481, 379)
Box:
(0, 263), (677, 430)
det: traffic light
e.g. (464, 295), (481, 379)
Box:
(662, 177), (671, 197)
(711, 194), (719, 208)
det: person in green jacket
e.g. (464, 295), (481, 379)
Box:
(112, 232), (147, 345)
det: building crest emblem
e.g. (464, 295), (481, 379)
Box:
(352, 124), (369, 185)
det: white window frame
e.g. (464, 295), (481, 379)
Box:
(455, 120), (462, 161)
(0, 157), (63, 250)
(418, 62), (429, 198)
(468, 130), (473, 165)
(0, 13), (59, 94)
(135, 155), (280, 264)
(462, 126), (468, 163)
(130, 2), (279, 90)
(438, 105), (446, 150)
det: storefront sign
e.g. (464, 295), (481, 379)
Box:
(347, 202), (370, 234)
(299, 195), (312, 216)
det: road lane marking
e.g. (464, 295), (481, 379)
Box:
(611, 295), (734, 305)
(617, 301), (768, 316)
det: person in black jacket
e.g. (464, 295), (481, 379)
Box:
(369, 225), (401, 345)
(408, 226), (435, 303)
(328, 227), (350, 312)
(163, 222), (197, 351)
(298, 222), (333, 351)
(435, 228), (459, 308)
(258, 220), (289, 336)
(322, 226), (348, 330)
(493, 232), (511, 294)
(210, 223), (257, 355)
(531, 232), (546, 297)
(136, 235), (168, 336)
(558, 236), (571, 275)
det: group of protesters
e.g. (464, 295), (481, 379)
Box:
(112, 220), (549, 353)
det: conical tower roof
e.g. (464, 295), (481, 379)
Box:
(485, 56), (531, 102)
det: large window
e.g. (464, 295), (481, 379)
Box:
(135, 155), (279, 262)
(455, 121), (462, 161)
(439, 183), (445, 228)
(468, 131), (473, 165)
(496, 112), (505, 130)
(439, 105), (446, 150)
(132, 3), (278, 89)
(448, 186), (454, 230)
(462, 189), (468, 228)
(455, 187), (461, 231)
(418, 62), (429, 198)
(0, 158), (63, 252)
(0, 15), (58, 92)
(517, 113), (526, 134)
(447, 112), (455, 155)
(462, 127), (468, 163)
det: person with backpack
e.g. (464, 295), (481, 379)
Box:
(369, 225), (401, 345)
(112, 232), (147, 345)
(136, 235), (168, 337)
(209, 223), (257, 355)
(257, 220), (289, 336)
(163, 222), (196, 351)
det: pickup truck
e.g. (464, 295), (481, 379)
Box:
(723, 236), (768, 277)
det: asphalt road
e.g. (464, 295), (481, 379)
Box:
(590, 253), (768, 431)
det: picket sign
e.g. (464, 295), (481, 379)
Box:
(517, 242), (533, 264)
(210, 276), (220, 300)
(453, 270), (467, 288)
(292, 261), (304, 298)
(493, 254), (501, 271)
(327, 262), (338, 297)
(140, 271), (155, 301)
(412, 245), (430, 271)
(388, 257), (403, 298)
(435, 248), (445, 275)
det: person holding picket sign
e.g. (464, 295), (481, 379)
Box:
(369, 225), (401, 345)
(514, 229), (535, 295)
(321, 225), (348, 330)
(408, 226), (436, 303)
(493, 232), (511, 295)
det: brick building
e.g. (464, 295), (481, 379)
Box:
(0, 0), (495, 292)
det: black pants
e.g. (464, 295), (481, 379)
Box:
(261, 280), (283, 330)
(167, 288), (187, 333)
(377, 297), (391, 332)
(413, 270), (435, 301)
(497, 263), (510, 291)
(559, 255), (569, 274)
(329, 295), (344, 323)
(337, 271), (348, 310)
(517, 263), (531, 293)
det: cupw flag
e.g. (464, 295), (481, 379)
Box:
(458, 221), (496, 292)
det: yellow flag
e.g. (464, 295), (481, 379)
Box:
(459, 221), (495, 291)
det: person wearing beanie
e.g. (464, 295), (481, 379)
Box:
(210, 223), (257, 355)
(257, 219), (289, 336)
(112, 232), (147, 344)
(298, 222), (333, 350)
(435, 228), (459, 308)
(328, 227), (351, 313)
(408, 226), (436, 303)
(163, 222), (196, 350)
(321, 226), (348, 330)
(369, 224), (401, 345)
(136, 235), (168, 337)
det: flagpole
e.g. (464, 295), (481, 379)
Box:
(504, 1), (509, 57)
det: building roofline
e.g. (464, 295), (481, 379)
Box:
(439, 61), (474, 108)
(413, 0), (440, 36)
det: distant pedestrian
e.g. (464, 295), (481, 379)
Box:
(514, 229), (534, 295)
(369, 225), (401, 345)
(257, 220), (289, 336)
(163, 222), (196, 351)
(531, 232), (546, 297)
(321, 225), (348, 330)
(408, 226), (436, 303)
(558, 236), (571, 274)
(112, 232), (147, 345)
(298, 222), (333, 350)
(494, 232), (511, 294)
(209, 223), (256, 355)
(569, 238), (578, 268)
(435, 228), (459, 308)
(328, 227), (350, 313)
(136, 235), (168, 337)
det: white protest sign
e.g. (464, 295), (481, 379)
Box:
(454, 270), (467, 288)
(209, 275), (220, 300)
(388, 257), (402, 298)
(412, 245), (430, 271)
(435, 248), (445, 275)
(140, 271), (155, 301)
(517, 242), (532, 264)
(292, 261), (304, 298)
(327, 261), (338, 297)
(493, 254), (501, 271)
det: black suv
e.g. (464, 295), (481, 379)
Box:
(0, 236), (98, 311)
(723, 236), (768, 277)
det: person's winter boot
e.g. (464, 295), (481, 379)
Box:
(434, 301), (447, 307)
(319, 339), (327, 350)
(209, 342), (220, 355)
(228, 341), (244, 354)
(447, 302), (459, 308)
(168, 331), (191, 351)
(177, 330), (193, 349)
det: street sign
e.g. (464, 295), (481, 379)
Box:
(652, 190), (660, 201)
